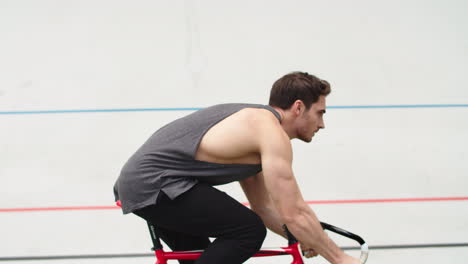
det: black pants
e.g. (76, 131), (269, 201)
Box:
(133, 183), (267, 264)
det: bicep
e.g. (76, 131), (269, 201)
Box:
(257, 114), (294, 189)
(256, 116), (304, 218)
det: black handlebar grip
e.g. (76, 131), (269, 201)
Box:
(282, 224), (298, 245)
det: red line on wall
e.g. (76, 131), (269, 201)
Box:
(0, 205), (117, 213)
(304, 196), (468, 204)
(1, 196), (467, 213)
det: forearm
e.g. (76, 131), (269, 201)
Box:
(252, 204), (286, 239)
(255, 200), (345, 263)
(284, 203), (345, 264)
(264, 169), (347, 263)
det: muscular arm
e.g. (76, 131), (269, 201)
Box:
(252, 113), (349, 264)
(240, 172), (286, 238)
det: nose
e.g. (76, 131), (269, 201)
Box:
(319, 119), (325, 129)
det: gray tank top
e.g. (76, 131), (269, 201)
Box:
(113, 103), (281, 214)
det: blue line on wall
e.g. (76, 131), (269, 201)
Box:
(0, 104), (467, 115)
(0, 108), (201, 115)
(329, 104), (468, 109)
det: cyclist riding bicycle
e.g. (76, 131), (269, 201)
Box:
(113, 71), (361, 264)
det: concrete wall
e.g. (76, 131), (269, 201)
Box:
(1, 0), (467, 263)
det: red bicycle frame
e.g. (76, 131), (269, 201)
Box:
(152, 243), (304, 264)
(149, 225), (304, 264)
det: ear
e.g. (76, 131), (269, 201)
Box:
(292, 100), (305, 116)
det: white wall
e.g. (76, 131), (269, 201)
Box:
(1, 0), (467, 263)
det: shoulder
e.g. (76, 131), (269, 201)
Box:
(241, 107), (281, 125)
(240, 108), (290, 149)
(237, 108), (281, 136)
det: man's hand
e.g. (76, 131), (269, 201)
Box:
(337, 254), (361, 264)
(301, 243), (361, 264)
(300, 244), (318, 258)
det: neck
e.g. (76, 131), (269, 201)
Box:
(271, 106), (296, 140)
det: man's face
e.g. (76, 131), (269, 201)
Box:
(297, 95), (326, 142)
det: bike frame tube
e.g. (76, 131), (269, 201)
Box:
(153, 242), (303, 264)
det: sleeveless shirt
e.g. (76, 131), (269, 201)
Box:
(113, 103), (282, 214)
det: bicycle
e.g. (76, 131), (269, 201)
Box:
(116, 201), (369, 264)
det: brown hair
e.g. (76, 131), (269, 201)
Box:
(268, 71), (331, 110)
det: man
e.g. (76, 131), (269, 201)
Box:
(114, 71), (360, 264)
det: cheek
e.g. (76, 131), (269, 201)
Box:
(310, 116), (318, 128)
(299, 120), (310, 134)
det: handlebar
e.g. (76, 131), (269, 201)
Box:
(283, 222), (369, 264)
